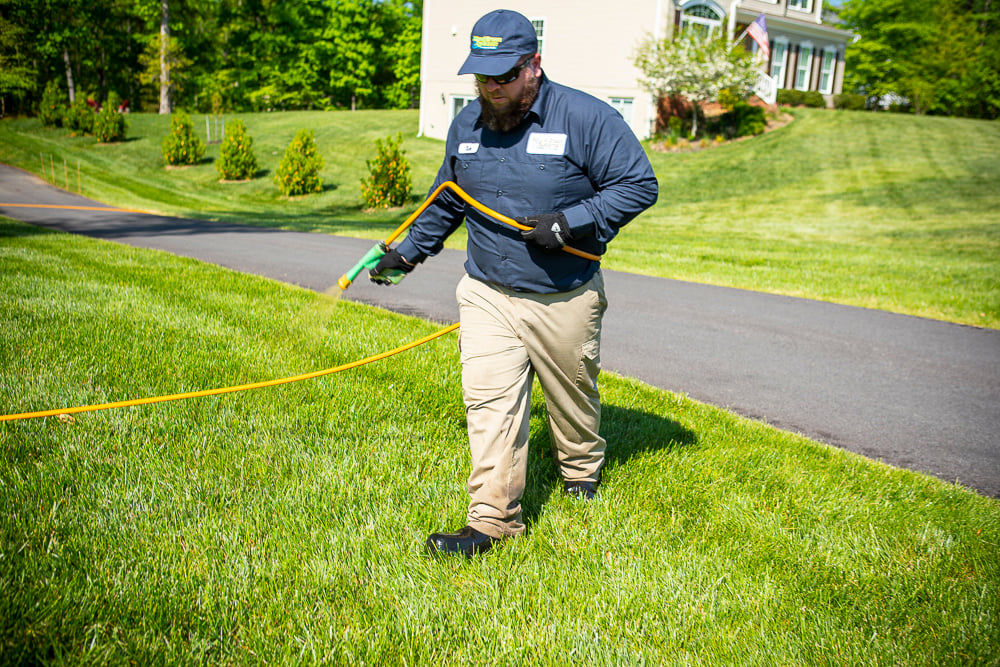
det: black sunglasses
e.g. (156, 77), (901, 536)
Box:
(474, 59), (531, 85)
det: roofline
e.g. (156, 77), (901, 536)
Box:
(736, 9), (856, 42)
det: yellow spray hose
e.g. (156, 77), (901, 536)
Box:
(0, 323), (459, 423)
(337, 181), (601, 289)
(2, 183), (597, 423)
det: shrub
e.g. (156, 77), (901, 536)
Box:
(217, 119), (258, 181)
(360, 133), (412, 209)
(834, 93), (867, 111)
(162, 111), (205, 165)
(64, 98), (94, 135)
(38, 81), (66, 127)
(776, 89), (804, 107)
(722, 101), (767, 137)
(94, 104), (128, 143)
(802, 91), (827, 108)
(274, 129), (324, 197)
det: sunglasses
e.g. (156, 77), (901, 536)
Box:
(474, 59), (531, 85)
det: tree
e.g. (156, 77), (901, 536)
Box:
(324, 0), (381, 109)
(841, 0), (1000, 118)
(0, 13), (35, 116)
(634, 33), (760, 136)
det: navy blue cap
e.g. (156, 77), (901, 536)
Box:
(458, 10), (538, 76)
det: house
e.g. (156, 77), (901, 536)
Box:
(417, 1), (855, 140)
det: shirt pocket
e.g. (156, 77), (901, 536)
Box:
(454, 156), (491, 203)
(508, 154), (566, 214)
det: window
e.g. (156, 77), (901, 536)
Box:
(609, 97), (634, 130)
(818, 47), (837, 94)
(531, 18), (545, 56)
(680, 3), (723, 39)
(795, 44), (813, 90)
(451, 95), (476, 121)
(788, 0), (811, 11)
(770, 39), (788, 88)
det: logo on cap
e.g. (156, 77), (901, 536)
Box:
(472, 35), (503, 50)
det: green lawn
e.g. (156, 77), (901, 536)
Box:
(2, 220), (997, 664)
(1, 108), (998, 328)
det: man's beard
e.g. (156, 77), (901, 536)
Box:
(477, 74), (540, 133)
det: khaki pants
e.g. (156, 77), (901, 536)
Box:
(456, 272), (608, 538)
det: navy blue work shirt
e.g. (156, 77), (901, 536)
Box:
(396, 74), (659, 294)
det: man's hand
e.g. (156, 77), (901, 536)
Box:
(369, 248), (416, 285)
(517, 213), (572, 252)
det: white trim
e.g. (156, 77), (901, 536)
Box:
(770, 37), (789, 89)
(818, 46), (837, 94)
(795, 41), (814, 91)
(450, 94), (476, 122)
(529, 16), (546, 57)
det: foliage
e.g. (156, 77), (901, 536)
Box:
(635, 33), (760, 136)
(63, 98), (94, 135)
(161, 110), (205, 166)
(0, 11), (35, 115)
(840, 0), (999, 119)
(217, 118), (258, 181)
(834, 93), (867, 111)
(38, 80), (66, 127)
(777, 89), (826, 108)
(274, 129), (324, 197)
(93, 104), (128, 143)
(720, 101), (767, 137)
(0, 0), (422, 116)
(361, 133), (412, 209)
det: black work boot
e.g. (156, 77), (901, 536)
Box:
(425, 525), (500, 557)
(563, 480), (599, 499)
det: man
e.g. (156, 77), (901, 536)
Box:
(371, 9), (658, 556)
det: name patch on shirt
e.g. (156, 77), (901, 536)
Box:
(458, 142), (480, 154)
(526, 132), (567, 156)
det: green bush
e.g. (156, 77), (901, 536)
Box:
(722, 101), (767, 137)
(360, 133), (412, 209)
(776, 89), (799, 106)
(217, 118), (258, 181)
(776, 89), (826, 108)
(93, 105), (128, 143)
(161, 111), (206, 166)
(63, 98), (94, 135)
(802, 91), (827, 108)
(274, 129), (324, 197)
(38, 81), (66, 127)
(834, 93), (867, 111)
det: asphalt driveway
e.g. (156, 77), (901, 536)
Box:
(2, 164), (998, 497)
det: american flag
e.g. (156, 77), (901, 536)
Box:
(747, 14), (770, 59)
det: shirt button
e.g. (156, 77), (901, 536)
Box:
(499, 157), (506, 163)
(539, 164), (545, 170)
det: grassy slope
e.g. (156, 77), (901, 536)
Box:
(1, 220), (997, 664)
(1, 109), (998, 328)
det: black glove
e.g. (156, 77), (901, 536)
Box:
(517, 212), (572, 252)
(369, 248), (416, 285)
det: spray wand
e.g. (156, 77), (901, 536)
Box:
(336, 181), (601, 291)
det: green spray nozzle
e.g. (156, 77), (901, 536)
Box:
(337, 241), (407, 290)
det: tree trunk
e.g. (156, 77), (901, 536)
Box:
(63, 49), (75, 104)
(159, 0), (171, 114)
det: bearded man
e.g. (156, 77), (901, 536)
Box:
(370, 9), (659, 557)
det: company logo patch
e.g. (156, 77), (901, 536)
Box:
(472, 35), (503, 50)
